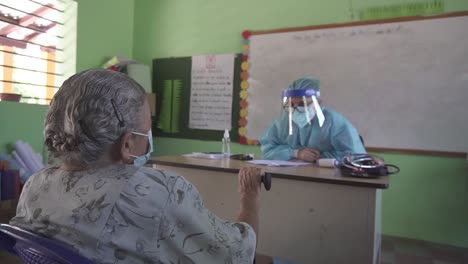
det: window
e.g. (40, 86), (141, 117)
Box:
(0, 0), (76, 105)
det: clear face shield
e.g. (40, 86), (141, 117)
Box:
(282, 89), (325, 135)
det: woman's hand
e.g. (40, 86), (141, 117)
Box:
(238, 167), (262, 199)
(236, 167), (262, 237)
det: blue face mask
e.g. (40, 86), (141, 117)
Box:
(292, 105), (315, 128)
(130, 129), (153, 167)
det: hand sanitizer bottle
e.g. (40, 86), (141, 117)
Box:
(222, 129), (231, 157)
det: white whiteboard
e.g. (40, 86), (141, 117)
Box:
(246, 14), (468, 153)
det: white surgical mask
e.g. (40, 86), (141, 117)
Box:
(130, 129), (153, 166)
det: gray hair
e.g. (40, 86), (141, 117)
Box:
(44, 69), (147, 167)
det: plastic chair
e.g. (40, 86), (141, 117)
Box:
(0, 224), (94, 264)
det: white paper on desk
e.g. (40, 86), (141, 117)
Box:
(183, 152), (228, 159)
(247, 160), (312, 167)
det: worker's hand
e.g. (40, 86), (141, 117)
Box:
(238, 167), (262, 199)
(297, 148), (320, 162)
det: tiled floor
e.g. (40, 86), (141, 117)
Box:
(1, 235), (467, 263)
(381, 235), (468, 264)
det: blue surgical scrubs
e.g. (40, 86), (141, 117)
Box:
(259, 107), (366, 161)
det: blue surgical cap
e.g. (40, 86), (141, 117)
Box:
(287, 77), (320, 98)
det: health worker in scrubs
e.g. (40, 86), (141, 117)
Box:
(259, 77), (366, 162)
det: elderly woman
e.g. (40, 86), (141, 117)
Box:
(10, 69), (265, 263)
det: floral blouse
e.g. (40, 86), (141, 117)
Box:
(10, 165), (256, 263)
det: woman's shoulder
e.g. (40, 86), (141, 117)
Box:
(23, 166), (60, 184)
(130, 166), (193, 191)
(120, 166), (199, 210)
(136, 166), (186, 181)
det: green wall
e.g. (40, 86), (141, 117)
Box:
(0, 0), (135, 153)
(0, 102), (48, 155)
(76, 0), (135, 71)
(133, 0), (468, 248)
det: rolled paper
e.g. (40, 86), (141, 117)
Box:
(12, 151), (30, 174)
(317, 158), (337, 168)
(14, 142), (36, 173)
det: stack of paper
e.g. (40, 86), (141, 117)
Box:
(184, 152), (228, 160)
(247, 160), (312, 167)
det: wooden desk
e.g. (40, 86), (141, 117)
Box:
(150, 156), (389, 264)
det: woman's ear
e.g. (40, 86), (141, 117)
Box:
(119, 132), (134, 164)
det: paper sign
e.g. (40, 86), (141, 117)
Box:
(189, 54), (235, 130)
